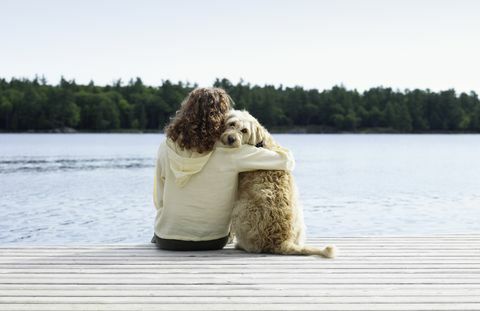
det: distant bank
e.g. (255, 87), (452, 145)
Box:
(1, 77), (479, 133)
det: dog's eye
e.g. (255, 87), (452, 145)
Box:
(229, 122), (236, 127)
(241, 128), (248, 134)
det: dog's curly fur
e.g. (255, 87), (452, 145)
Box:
(221, 110), (336, 258)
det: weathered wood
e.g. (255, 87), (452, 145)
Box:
(3, 272), (480, 278)
(3, 289), (480, 297)
(3, 268), (480, 274)
(1, 303), (480, 311)
(3, 286), (480, 293)
(2, 295), (480, 303)
(1, 235), (479, 310)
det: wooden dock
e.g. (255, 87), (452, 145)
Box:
(1, 235), (480, 310)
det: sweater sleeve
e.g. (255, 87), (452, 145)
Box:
(153, 146), (166, 211)
(233, 144), (295, 173)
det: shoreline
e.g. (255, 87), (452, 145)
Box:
(1, 129), (480, 134)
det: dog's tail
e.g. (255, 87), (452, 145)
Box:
(278, 242), (336, 258)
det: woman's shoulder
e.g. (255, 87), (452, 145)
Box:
(156, 139), (169, 157)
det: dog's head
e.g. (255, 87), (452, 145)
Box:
(220, 110), (272, 148)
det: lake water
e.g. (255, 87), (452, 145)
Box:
(0, 134), (479, 244)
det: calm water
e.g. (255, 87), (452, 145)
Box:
(0, 134), (479, 244)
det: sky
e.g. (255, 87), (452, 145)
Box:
(1, 0), (479, 92)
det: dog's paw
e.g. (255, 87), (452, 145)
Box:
(323, 245), (337, 258)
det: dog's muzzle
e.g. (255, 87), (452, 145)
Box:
(220, 131), (241, 148)
(227, 135), (236, 145)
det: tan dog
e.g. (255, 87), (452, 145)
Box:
(221, 110), (336, 257)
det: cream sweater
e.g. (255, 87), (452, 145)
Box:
(153, 139), (295, 241)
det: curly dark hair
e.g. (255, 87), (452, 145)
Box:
(165, 87), (233, 153)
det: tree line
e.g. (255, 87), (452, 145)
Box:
(1, 77), (479, 132)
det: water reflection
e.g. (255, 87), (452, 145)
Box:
(0, 157), (153, 173)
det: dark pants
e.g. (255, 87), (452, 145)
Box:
(151, 234), (228, 251)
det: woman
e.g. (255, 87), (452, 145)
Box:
(152, 87), (294, 251)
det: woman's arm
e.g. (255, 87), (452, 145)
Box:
(233, 144), (295, 172)
(153, 145), (166, 210)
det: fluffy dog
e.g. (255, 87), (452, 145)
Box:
(221, 110), (335, 258)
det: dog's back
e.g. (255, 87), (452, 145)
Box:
(233, 170), (295, 253)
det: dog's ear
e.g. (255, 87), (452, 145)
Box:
(249, 122), (268, 147)
(247, 123), (257, 146)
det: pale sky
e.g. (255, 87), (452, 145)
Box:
(1, 0), (479, 92)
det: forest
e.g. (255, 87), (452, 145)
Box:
(0, 77), (479, 133)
